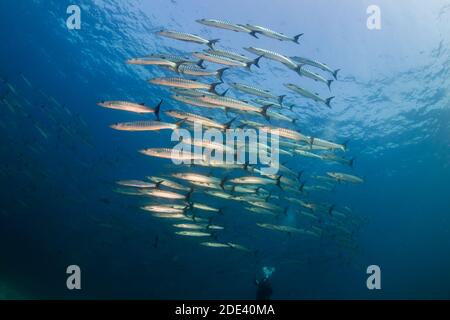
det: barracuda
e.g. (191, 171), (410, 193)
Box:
(230, 82), (285, 104)
(291, 56), (340, 80)
(244, 24), (303, 43)
(158, 30), (219, 49)
(149, 77), (222, 93)
(196, 19), (254, 35)
(193, 52), (261, 70)
(284, 83), (334, 108)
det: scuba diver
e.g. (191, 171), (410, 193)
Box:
(255, 266), (275, 300)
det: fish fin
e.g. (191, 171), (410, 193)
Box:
(207, 39), (220, 49)
(293, 33), (304, 44)
(209, 82), (222, 94)
(220, 88), (229, 97)
(297, 170), (304, 182)
(278, 94), (286, 105)
(139, 102), (146, 106)
(218, 208), (225, 215)
(325, 96), (334, 109)
(327, 80), (333, 91)
(155, 181), (163, 189)
(332, 69), (340, 80)
(249, 31), (259, 39)
(216, 67), (229, 82)
(154, 99), (163, 121)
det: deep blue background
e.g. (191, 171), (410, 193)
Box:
(0, 0), (449, 299)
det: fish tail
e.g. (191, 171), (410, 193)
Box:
(249, 31), (259, 39)
(174, 61), (185, 74)
(219, 176), (228, 190)
(332, 69), (340, 80)
(278, 94), (286, 105)
(297, 170), (304, 182)
(261, 104), (273, 120)
(328, 205), (335, 216)
(342, 139), (350, 151)
(175, 119), (185, 128)
(276, 175), (283, 189)
(185, 188), (194, 201)
(325, 96), (334, 109)
(293, 33), (304, 44)
(327, 80), (333, 91)
(299, 182), (305, 193)
(207, 39), (220, 49)
(196, 59), (205, 69)
(210, 232), (218, 240)
(207, 217), (212, 228)
(154, 99), (163, 121)
(247, 55), (263, 70)
(216, 68), (229, 82)
(209, 82), (222, 94)
(349, 157), (355, 168)
(295, 64), (304, 75)
(224, 116), (237, 129)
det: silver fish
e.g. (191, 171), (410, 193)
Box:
(157, 30), (219, 49)
(284, 83), (334, 108)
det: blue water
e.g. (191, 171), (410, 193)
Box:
(1, 0), (449, 299)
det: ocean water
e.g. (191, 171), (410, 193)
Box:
(0, 0), (449, 300)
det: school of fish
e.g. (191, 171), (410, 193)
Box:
(97, 19), (366, 261)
